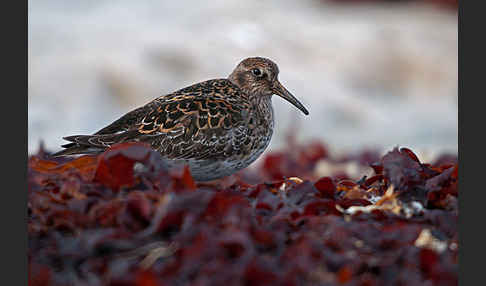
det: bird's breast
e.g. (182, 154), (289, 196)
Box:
(232, 99), (274, 164)
(158, 98), (275, 181)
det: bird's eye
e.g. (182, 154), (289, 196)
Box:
(251, 68), (263, 77)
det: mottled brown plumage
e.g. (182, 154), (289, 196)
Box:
(53, 57), (309, 181)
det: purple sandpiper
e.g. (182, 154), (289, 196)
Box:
(53, 57), (309, 181)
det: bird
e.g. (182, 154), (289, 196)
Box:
(52, 57), (309, 181)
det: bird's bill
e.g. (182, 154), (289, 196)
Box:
(273, 81), (309, 115)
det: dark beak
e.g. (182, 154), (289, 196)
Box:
(273, 81), (309, 115)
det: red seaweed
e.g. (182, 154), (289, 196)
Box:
(28, 142), (458, 286)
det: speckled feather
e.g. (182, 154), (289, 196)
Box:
(54, 57), (308, 181)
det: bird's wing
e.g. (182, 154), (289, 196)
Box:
(59, 79), (253, 160)
(134, 80), (252, 160)
(93, 105), (153, 135)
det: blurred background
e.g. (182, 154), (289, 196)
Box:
(28, 0), (457, 161)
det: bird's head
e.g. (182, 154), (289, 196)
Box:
(229, 57), (309, 115)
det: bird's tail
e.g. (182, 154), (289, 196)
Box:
(50, 131), (141, 158)
(50, 143), (105, 157)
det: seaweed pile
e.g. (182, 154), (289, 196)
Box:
(28, 141), (458, 286)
